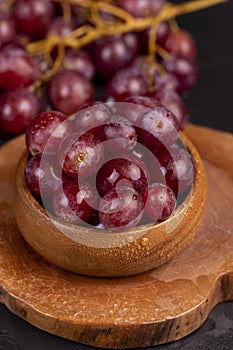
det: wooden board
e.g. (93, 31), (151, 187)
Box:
(0, 124), (232, 349)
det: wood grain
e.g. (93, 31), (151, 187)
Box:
(0, 124), (232, 349)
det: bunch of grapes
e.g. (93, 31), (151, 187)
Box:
(24, 102), (194, 231)
(0, 0), (221, 136)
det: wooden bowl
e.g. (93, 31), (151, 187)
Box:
(12, 133), (207, 277)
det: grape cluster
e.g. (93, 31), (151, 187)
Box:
(24, 99), (194, 232)
(0, 0), (200, 136)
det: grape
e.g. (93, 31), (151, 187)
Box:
(26, 110), (73, 155)
(49, 70), (94, 115)
(96, 157), (148, 197)
(73, 102), (112, 137)
(141, 183), (176, 221)
(137, 105), (180, 151)
(52, 179), (97, 224)
(24, 153), (69, 198)
(63, 49), (95, 80)
(0, 47), (39, 90)
(48, 17), (75, 37)
(140, 22), (170, 52)
(113, 97), (161, 127)
(106, 67), (148, 102)
(123, 32), (140, 55)
(57, 132), (105, 178)
(100, 115), (137, 152)
(155, 144), (194, 195)
(13, 0), (54, 38)
(98, 186), (144, 232)
(94, 36), (136, 80)
(0, 13), (16, 47)
(115, 0), (165, 18)
(149, 89), (189, 130)
(152, 72), (180, 93)
(162, 30), (197, 62)
(163, 57), (198, 92)
(0, 88), (39, 134)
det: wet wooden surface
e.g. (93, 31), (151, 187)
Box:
(0, 124), (232, 349)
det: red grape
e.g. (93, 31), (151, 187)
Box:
(140, 22), (170, 52)
(106, 67), (148, 102)
(52, 179), (97, 224)
(149, 89), (189, 130)
(73, 102), (112, 135)
(49, 70), (94, 115)
(163, 57), (198, 92)
(98, 186), (144, 232)
(138, 105), (180, 151)
(162, 30), (197, 62)
(48, 17), (75, 37)
(116, 0), (165, 18)
(94, 36), (136, 80)
(26, 110), (73, 155)
(24, 153), (69, 198)
(122, 96), (162, 122)
(63, 49), (96, 80)
(57, 132), (105, 178)
(100, 115), (137, 152)
(0, 88), (39, 134)
(0, 13), (16, 47)
(155, 144), (194, 195)
(141, 183), (176, 221)
(96, 157), (148, 197)
(0, 47), (39, 90)
(13, 0), (54, 38)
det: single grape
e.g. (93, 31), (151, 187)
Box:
(0, 88), (39, 134)
(152, 71), (180, 93)
(162, 57), (198, 92)
(47, 17), (75, 37)
(96, 157), (148, 197)
(73, 102), (112, 135)
(63, 49), (96, 80)
(140, 22), (170, 52)
(94, 36), (136, 80)
(106, 67), (148, 102)
(57, 132), (105, 178)
(24, 153), (69, 198)
(148, 89), (188, 130)
(98, 186), (144, 232)
(162, 30), (197, 62)
(52, 179), (97, 224)
(119, 96), (161, 123)
(0, 13), (16, 47)
(123, 32), (140, 55)
(115, 0), (165, 18)
(0, 47), (39, 90)
(155, 144), (194, 195)
(13, 0), (54, 37)
(141, 183), (176, 221)
(49, 71), (94, 115)
(138, 105), (180, 151)
(100, 115), (137, 153)
(26, 110), (73, 155)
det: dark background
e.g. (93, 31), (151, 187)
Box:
(0, 0), (233, 349)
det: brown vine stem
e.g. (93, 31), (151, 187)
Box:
(25, 0), (227, 87)
(61, 0), (72, 22)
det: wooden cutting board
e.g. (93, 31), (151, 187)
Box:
(0, 124), (232, 349)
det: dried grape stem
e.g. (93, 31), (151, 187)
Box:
(25, 0), (227, 88)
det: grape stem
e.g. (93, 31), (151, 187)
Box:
(25, 0), (227, 89)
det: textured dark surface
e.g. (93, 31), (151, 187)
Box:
(0, 0), (233, 349)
